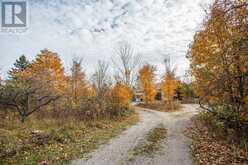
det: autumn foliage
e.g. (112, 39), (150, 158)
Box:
(110, 83), (133, 106)
(138, 64), (157, 104)
(0, 49), (135, 122)
(69, 58), (89, 104)
(188, 0), (248, 137)
(26, 49), (67, 94)
(0, 50), (65, 122)
(160, 69), (179, 104)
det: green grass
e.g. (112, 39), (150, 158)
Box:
(128, 125), (167, 160)
(0, 113), (139, 165)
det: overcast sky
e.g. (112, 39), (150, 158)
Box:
(0, 0), (213, 79)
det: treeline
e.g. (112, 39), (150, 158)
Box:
(0, 43), (138, 122)
(0, 42), (197, 122)
(137, 62), (196, 108)
(188, 0), (248, 141)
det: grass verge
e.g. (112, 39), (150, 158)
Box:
(128, 125), (167, 160)
(0, 112), (139, 165)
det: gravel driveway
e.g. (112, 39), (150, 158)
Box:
(71, 104), (200, 165)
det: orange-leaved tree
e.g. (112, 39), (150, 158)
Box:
(110, 82), (133, 106)
(69, 58), (89, 104)
(24, 49), (67, 95)
(138, 64), (156, 104)
(160, 71), (179, 102)
(187, 0), (248, 130)
(160, 67), (179, 107)
(0, 50), (67, 121)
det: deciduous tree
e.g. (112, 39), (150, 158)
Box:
(160, 70), (179, 103)
(138, 64), (156, 104)
(0, 77), (59, 122)
(112, 42), (140, 87)
(69, 58), (89, 104)
(92, 60), (110, 98)
(24, 49), (67, 95)
(187, 0), (248, 129)
(110, 83), (132, 106)
(160, 58), (179, 108)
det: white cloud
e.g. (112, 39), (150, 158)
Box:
(0, 0), (213, 79)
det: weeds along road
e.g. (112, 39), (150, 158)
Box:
(72, 104), (200, 165)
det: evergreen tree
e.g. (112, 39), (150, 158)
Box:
(9, 55), (29, 79)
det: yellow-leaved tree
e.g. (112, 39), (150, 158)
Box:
(161, 71), (179, 101)
(138, 64), (156, 104)
(24, 49), (67, 95)
(160, 67), (179, 109)
(69, 58), (89, 104)
(0, 50), (67, 121)
(187, 0), (248, 128)
(111, 83), (133, 106)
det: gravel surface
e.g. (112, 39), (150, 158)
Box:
(71, 104), (200, 165)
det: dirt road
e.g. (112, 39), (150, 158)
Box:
(72, 104), (200, 165)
